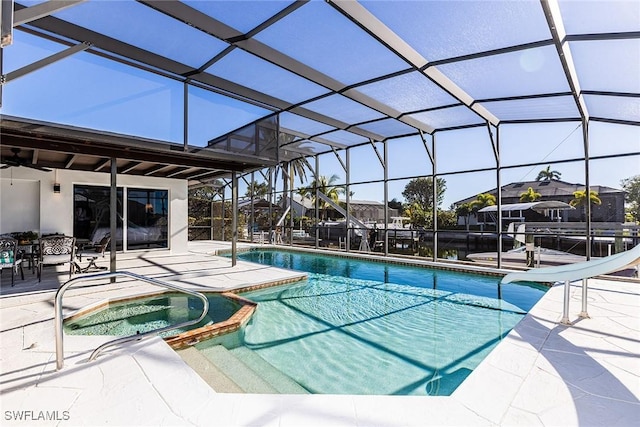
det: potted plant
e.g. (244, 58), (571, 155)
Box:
(13, 231), (39, 245)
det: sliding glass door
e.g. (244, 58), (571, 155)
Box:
(74, 185), (168, 250)
(127, 188), (169, 250)
(73, 185), (124, 249)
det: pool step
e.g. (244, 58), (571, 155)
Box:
(197, 345), (278, 394)
(230, 347), (309, 394)
(176, 346), (243, 393)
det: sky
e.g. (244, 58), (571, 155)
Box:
(2, 4), (639, 210)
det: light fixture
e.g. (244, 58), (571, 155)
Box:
(53, 169), (60, 193)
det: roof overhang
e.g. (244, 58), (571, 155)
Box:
(0, 115), (277, 184)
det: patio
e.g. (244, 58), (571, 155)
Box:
(1, 242), (638, 426)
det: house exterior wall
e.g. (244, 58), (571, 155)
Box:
(0, 168), (188, 253)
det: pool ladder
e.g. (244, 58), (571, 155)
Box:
(54, 271), (209, 371)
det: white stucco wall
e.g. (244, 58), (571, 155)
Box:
(0, 168), (188, 254)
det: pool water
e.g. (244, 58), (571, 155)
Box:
(64, 293), (241, 338)
(231, 250), (546, 395)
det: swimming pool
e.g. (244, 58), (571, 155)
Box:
(215, 249), (546, 396)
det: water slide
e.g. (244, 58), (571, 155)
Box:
(501, 243), (640, 284)
(501, 244), (640, 324)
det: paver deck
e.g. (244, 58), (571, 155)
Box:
(1, 242), (638, 426)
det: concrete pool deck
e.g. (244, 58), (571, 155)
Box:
(1, 241), (638, 426)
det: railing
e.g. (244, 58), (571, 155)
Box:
(54, 271), (209, 371)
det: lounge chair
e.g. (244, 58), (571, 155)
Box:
(76, 234), (110, 272)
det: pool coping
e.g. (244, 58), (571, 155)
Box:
(221, 244), (638, 284)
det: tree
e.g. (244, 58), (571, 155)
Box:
(469, 193), (496, 211)
(536, 165), (561, 181)
(298, 174), (345, 220)
(455, 203), (473, 230)
(404, 202), (428, 227)
(244, 182), (269, 199)
(519, 187), (541, 202)
(621, 175), (640, 222)
(570, 189), (601, 220)
(188, 180), (224, 201)
(402, 177), (446, 210)
(388, 198), (403, 212)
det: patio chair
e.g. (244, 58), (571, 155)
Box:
(0, 236), (24, 286)
(38, 235), (76, 282)
(76, 234), (110, 273)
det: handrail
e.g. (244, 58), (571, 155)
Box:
(54, 271), (209, 371)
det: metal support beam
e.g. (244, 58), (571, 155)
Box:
(314, 155), (320, 249)
(486, 123), (502, 268)
(369, 139), (385, 168)
(109, 158), (117, 276)
(329, 0), (499, 127)
(432, 134), (438, 261)
(268, 167), (273, 241)
(221, 182), (226, 242)
(579, 278), (589, 318)
(383, 140), (389, 256)
(330, 146), (347, 173)
(1, 41), (91, 84)
(345, 147), (351, 251)
(231, 172), (237, 266)
(561, 279), (571, 324)
(289, 162), (294, 246)
(418, 130), (434, 165)
(583, 118), (592, 259)
(183, 81), (188, 151)
(1, 0), (13, 48)
(250, 171), (255, 243)
(541, 0), (589, 120)
(14, 0), (86, 26)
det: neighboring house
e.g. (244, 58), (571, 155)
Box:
(289, 194), (315, 218)
(286, 195), (395, 223)
(454, 180), (626, 225)
(326, 199), (398, 223)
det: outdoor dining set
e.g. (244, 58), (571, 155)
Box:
(0, 234), (110, 286)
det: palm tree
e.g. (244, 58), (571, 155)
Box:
(469, 193), (496, 211)
(455, 203), (472, 230)
(244, 182), (269, 199)
(536, 165), (561, 181)
(298, 174), (345, 220)
(570, 189), (601, 220)
(270, 156), (311, 213)
(404, 202), (428, 228)
(519, 187), (541, 202)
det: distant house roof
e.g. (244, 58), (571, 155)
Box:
(338, 199), (385, 207)
(238, 198), (279, 210)
(292, 194), (315, 210)
(478, 201), (574, 213)
(455, 180), (624, 205)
